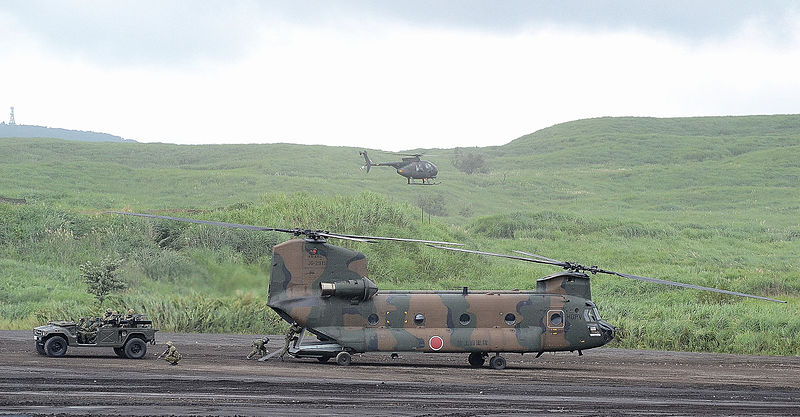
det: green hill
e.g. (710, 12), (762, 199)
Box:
(1, 115), (798, 355)
(0, 123), (133, 143)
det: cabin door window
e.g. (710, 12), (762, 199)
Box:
(547, 310), (565, 329)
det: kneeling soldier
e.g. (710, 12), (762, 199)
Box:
(246, 337), (270, 360)
(158, 341), (182, 366)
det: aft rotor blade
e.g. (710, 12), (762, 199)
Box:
(428, 245), (562, 266)
(316, 232), (376, 243)
(609, 271), (786, 303)
(437, 244), (785, 303)
(334, 234), (462, 246)
(109, 211), (455, 244)
(513, 250), (563, 264)
(107, 211), (293, 233)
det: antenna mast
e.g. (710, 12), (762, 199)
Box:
(9, 107), (15, 125)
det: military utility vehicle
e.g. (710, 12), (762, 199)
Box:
(33, 316), (158, 359)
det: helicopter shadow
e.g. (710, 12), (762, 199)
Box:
(294, 356), (579, 371)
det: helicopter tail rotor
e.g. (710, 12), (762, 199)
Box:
(359, 151), (372, 173)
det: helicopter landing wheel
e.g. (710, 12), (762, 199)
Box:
(468, 352), (486, 368)
(489, 355), (506, 370)
(336, 351), (351, 366)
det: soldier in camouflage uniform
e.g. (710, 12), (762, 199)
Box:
(246, 337), (270, 359)
(77, 318), (89, 343)
(101, 308), (119, 327)
(278, 323), (303, 361)
(84, 317), (98, 344)
(158, 341), (181, 366)
(124, 308), (136, 321)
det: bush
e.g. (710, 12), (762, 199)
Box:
(415, 194), (447, 217)
(81, 257), (126, 304)
(452, 148), (489, 174)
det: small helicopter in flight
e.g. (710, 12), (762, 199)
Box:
(360, 151), (439, 185)
(110, 212), (784, 370)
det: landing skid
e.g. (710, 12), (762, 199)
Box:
(407, 181), (440, 186)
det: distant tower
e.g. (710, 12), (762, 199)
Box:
(9, 107), (15, 125)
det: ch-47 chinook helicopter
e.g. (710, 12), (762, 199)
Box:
(360, 151), (438, 185)
(110, 211), (784, 370)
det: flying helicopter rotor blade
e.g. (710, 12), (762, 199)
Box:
(333, 234), (463, 246)
(427, 245), (563, 267)
(607, 271), (786, 303)
(513, 250), (563, 264)
(107, 211), (294, 233)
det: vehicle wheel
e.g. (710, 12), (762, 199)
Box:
(489, 355), (506, 370)
(44, 336), (68, 357)
(317, 356), (331, 363)
(124, 338), (147, 359)
(335, 351), (351, 366)
(114, 347), (126, 358)
(35, 342), (46, 355)
(468, 352), (485, 368)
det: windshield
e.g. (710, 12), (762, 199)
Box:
(584, 306), (601, 322)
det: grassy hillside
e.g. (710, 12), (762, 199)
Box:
(1, 115), (799, 355)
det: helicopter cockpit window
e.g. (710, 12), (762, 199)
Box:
(504, 313), (516, 325)
(548, 311), (564, 327)
(459, 313), (471, 326)
(584, 307), (600, 322)
(414, 313), (425, 326)
(368, 313), (379, 326)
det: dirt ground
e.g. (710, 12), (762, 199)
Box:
(1, 330), (800, 416)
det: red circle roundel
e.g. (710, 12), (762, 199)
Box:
(429, 335), (444, 351)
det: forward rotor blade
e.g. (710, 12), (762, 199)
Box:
(107, 212), (292, 233)
(436, 244), (785, 303)
(610, 271), (786, 303)
(428, 245), (562, 266)
(334, 234), (462, 246)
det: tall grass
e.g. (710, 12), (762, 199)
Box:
(0, 192), (471, 334)
(1, 115), (798, 353)
(2, 196), (797, 354)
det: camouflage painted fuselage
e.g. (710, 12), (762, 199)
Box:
(267, 239), (615, 354)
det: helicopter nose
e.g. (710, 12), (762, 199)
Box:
(599, 320), (615, 344)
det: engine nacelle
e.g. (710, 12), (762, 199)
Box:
(320, 277), (379, 302)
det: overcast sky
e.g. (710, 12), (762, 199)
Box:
(2, 1), (799, 151)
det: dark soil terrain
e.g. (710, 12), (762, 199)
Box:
(1, 330), (799, 416)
